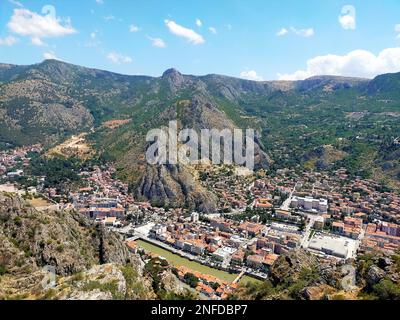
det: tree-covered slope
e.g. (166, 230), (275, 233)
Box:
(1, 59), (400, 207)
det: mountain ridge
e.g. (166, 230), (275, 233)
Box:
(1, 59), (400, 210)
(3, 59), (380, 83)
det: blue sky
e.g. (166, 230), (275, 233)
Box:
(0, 0), (399, 80)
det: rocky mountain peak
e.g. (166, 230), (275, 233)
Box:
(162, 67), (184, 81)
(161, 68), (186, 92)
(162, 68), (182, 77)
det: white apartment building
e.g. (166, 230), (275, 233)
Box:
(291, 196), (328, 213)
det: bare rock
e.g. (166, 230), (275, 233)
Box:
(366, 265), (386, 288)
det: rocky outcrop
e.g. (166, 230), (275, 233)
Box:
(0, 193), (159, 300)
(162, 68), (187, 95)
(378, 257), (392, 270)
(0, 193), (141, 276)
(300, 285), (337, 300)
(0, 195), (94, 276)
(135, 164), (218, 213)
(365, 265), (386, 288)
(95, 224), (131, 265)
(57, 264), (127, 300)
(269, 250), (321, 286)
(160, 270), (187, 296)
(133, 93), (270, 212)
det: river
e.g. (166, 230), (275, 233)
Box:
(136, 239), (262, 285)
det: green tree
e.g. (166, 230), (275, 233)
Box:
(373, 279), (400, 300)
(183, 273), (199, 288)
(0, 264), (7, 276)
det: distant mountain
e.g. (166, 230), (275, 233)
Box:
(295, 75), (368, 92)
(0, 59), (388, 147)
(367, 72), (400, 96)
(1, 59), (400, 210)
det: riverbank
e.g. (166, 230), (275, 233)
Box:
(136, 239), (261, 285)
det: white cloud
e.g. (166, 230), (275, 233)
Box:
(395, 24), (400, 38)
(339, 14), (356, 30)
(208, 27), (217, 34)
(240, 70), (264, 81)
(107, 52), (132, 64)
(96, 0), (104, 4)
(164, 19), (205, 45)
(196, 19), (202, 27)
(7, 8), (76, 45)
(8, 0), (23, 7)
(0, 36), (19, 46)
(276, 27), (314, 37)
(276, 28), (288, 36)
(278, 48), (400, 80)
(339, 5), (356, 30)
(129, 24), (140, 32)
(31, 37), (45, 46)
(147, 36), (166, 48)
(43, 51), (58, 60)
(290, 27), (314, 37)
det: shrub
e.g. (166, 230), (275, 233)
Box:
(13, 216), (22, 227)
(0, 265), (7, 276)
(373, 279), (400, 300)
(183, 273), (199, 288)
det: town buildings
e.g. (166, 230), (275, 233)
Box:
(291, 196), (328, 213)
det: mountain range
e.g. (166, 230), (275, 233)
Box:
(1, 59), (400, 211)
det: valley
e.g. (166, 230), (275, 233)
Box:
(1, 60), (400, 300)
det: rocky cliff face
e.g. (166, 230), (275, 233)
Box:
(0, 193), (134, 276)
(135, 164), (218, 212)
(47, 262), (157, 300)
(0, 194), (96, 276)
(357, 253), (400, 289)
(131, 94), (269, 212)
(268, 250), (343, 290)
(0, 193), (173, 300)
(232, 249), (400, 300)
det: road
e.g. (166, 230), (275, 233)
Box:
(232, 269), (246, 284)
(247, 182), (256, 209)
(300, 214), (317, 248)
(280, 182), (298, 211)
